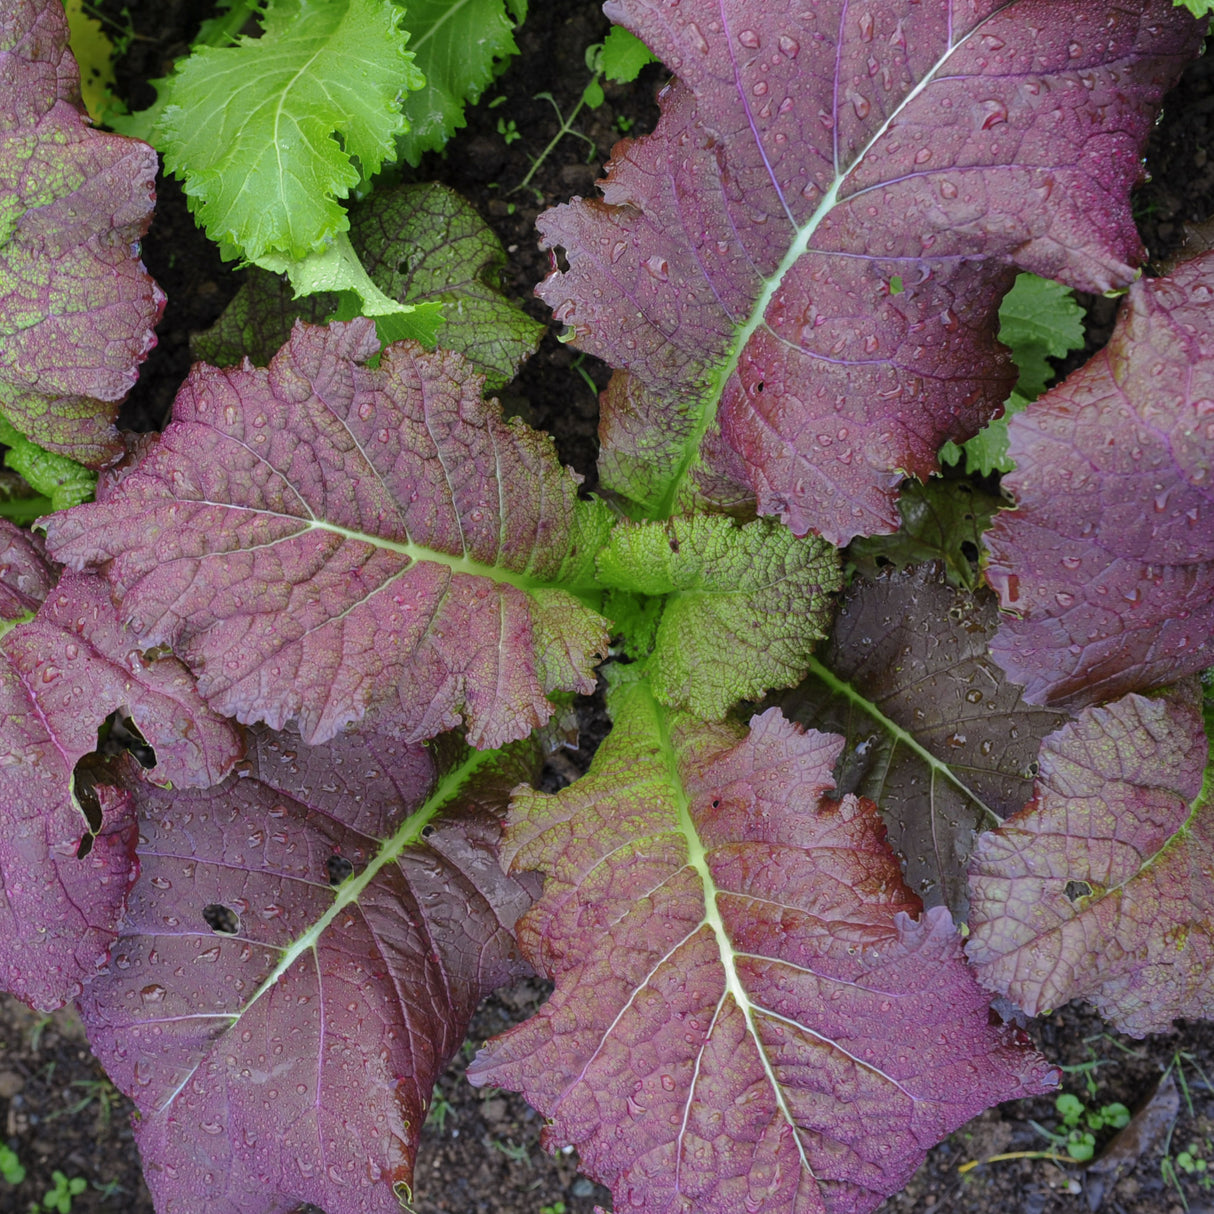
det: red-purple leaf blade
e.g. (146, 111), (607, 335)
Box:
(967, 681), (1214, 1036)
(78, 725), (538, 1214)
(987, 251), (1214, 709)
(4, 569), (242, 788)
(43, 320), (612, 747)
(0, 522), (138, 1010)
(470, 673), (1056, 1214)
(0, 0), (164, 466)
(542, 0), (1200, 543)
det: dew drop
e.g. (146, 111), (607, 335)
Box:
(738, 28), (760, 48)
(778, 34), (799, 58)
(139, 983), (166, 1005)
(644, 254), (669, 282)
(940, 180), (958, 199)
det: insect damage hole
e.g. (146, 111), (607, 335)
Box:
(1064, 880), (1093, 903)
(203, 904), (240, 934)
(326, 855), (354, 886)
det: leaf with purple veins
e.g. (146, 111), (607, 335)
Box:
(469, 669), (1057, 1214)
(43, 320), (614, 748)
(541, 0), (1200, 543)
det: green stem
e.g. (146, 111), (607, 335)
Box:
(514, 76), (602, 194)
(804, 655), (1001, 825)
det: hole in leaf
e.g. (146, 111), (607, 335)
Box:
(203, 904), (240, 934)
(756, 381), (765, 393)
(326, 855), (354, 886)
(552, 245), (570, 272)
(76, 833), (94, 860)
(1064, 880), (1093, 903)
(420, 824), (436, 838)
(960, 540), (980, 563)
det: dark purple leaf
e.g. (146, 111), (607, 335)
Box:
(0, 0), (164, 466)
(987, 251), (1214, 709)
(967, 681), (1214, 1036)
(776, 565), (1067, 918)
(540, 0), (1200, 543)
(470, 675), (1057, 1214)
(43, 320), (613, 748)
(79, 725), (538, 1214)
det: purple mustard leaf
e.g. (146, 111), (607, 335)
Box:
(78, 725), (538, 1214)
(0, 0), (164, 466)
(967, 680), (1214, 1037)
(775, 565), (1067, 919)
(469, 671), (1057, 1214)
(987, 251), (1214, 710)
(0, 523), (138, 1011)
(0, 516), (55, 616)
(42, 319), (613, 748)
(540, 1), (1201, 544)
(3, 570), (243, 788)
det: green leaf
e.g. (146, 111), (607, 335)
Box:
(157, 0), (421, 261)
(395, 0), (525, 166)
(192, 183), (544, 390)
(1174, 0), (1214, 17)
(600, 24), (657, 83)
(942, 274), (1086, 476)
(848, 478), (1004, 591)
(256, 232), (445, 348)
(0, 418), (95, 511)
(596, 515), (840, 719)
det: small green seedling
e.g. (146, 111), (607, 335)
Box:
(1029, 1091), (1131, 1162)
(38, 1171), (88, 1214)
(497, 116), (521, 145)
(0, 1143), (26, 1185)
(539, 1202), (567, 1214)
(424, 1083), (456, 1133)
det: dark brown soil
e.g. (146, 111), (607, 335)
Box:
(3, 5), (1214, 1214)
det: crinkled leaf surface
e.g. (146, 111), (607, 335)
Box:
(157, 0), (419, 261)
(967, 681), (1214, 1036)
(395, 0), (523, 165)
(191, 182), (544, 391)
(44, 320), (613, 748)
(469, 671), (1057, 1214)
(847, 478), (1003, 592)
(5, 569), (243, 789)
(0, 523), (136, 1011)
(597, 514), (841, 718)
(776, 566), (1066, 917)
(987, 251), (1214, 710)
(544, 0), (1199, 544)
(78, 725), (538, 1214)
(0, 0), (163, 466)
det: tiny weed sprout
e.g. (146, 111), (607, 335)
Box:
(0, 1143), (25, 1186)
(3, 2), (1214, 1213)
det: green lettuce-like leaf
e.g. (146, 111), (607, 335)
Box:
(597, 515), (840, 719)
(192, 183), (543, 391)
(941, 274), (1087, 476)
(600, 24), (655, 83)
(0, 417), (95, 511)
(1174, 1), (1214, 17)
(157, 0), (420, 261)
(395, 0), (525, 166)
